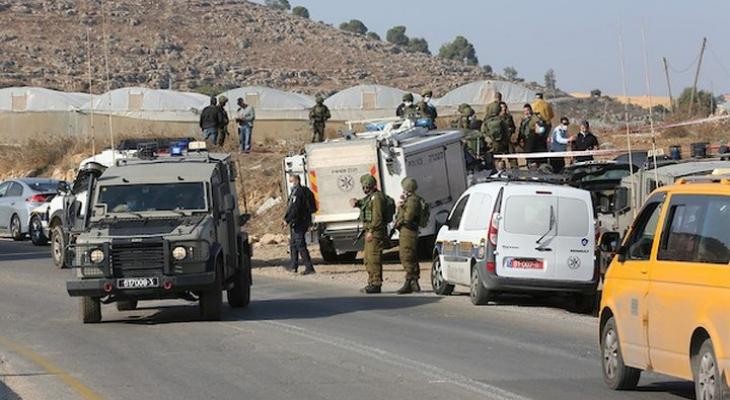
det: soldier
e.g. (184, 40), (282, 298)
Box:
(499, 102), (517, 168)
(394, 177), (422, 294)
(483, 91), (502, 121)
(452, 103), (476, 129)
(350, 175), (386, 294)
(216, 96), (230, 146)
(481, 93), (507, 170)
(520, 104), (548, 166)
(396, 93), (419, 119)
(531, 92), (555, 135)
(309, 95), (331, 143)
(417, 90), (437, 128)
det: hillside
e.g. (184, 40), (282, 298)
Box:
(0, 0), (488, 95)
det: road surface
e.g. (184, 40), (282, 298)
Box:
(0, 239), (695, 400)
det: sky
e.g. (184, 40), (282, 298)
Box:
(255, 0), (730, 96)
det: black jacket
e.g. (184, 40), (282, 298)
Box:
(573, 132), (599, 162)
(284, 185), (312, 229)
(199, 105), (220, 129)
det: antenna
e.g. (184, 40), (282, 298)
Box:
(86, 28), (96, 155)
(618, 22), (638, 217)
(101, 0), (115, 162)
(640, 23), (659, 185)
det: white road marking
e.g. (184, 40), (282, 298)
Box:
(225, 320), (532, 400)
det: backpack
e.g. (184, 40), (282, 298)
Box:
(383, 195), (396, 224)
(302, 186), (318, 214)
(418, 197), (431, 228)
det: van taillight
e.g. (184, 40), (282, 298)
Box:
(486, 261), (496, 273)
(488, 212), (499, 246)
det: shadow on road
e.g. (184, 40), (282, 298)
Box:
(106, 295), (441, 325)
(636, 380), (694, 399)
(0, 379), (21, 400)
(448, 292), (599, 317)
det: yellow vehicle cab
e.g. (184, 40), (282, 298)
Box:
(599, 175), (730, 399)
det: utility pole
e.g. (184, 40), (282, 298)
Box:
(688, 37), (707, 116)
(662, 57), (674, 112)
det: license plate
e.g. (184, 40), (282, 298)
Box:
(507, 258), (544, 270)
(117, 277), (159, 289)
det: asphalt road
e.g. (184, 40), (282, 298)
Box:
(0, 239), (696, 400)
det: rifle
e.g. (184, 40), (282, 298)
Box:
(353, 224), (364, 245)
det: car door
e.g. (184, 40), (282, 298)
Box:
(496, 186), (558, 280)
(3, 182), (24, 228)
(439, 194), (469, 284)
(552, 193), (595, 282)
(647, 194), (730, 379)
(454, 192), (493, 286)
(611, 193), (666, 369)
(0, 181), (11, 231)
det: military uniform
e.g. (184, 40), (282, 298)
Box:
(483, 100), (501, 121)
(417, 90), (437, 128)
(394, 178), (422, 294)
(396, 93), (420, 120)
(354, 175), (386, 292)
(452, 103), (475, 129)
(217, 96), (230, 146)
(309, 96), (331, 143)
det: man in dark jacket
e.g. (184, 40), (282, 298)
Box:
(284, 175), (315, 275)
(573, 120), (599, 163)
(200, 96), (220, 145)
(216, 96), (230, 146)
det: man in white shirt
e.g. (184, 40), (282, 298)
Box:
(548, 116), (574, 173)
(235, 98), (256, 153)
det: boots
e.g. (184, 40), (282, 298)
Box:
(410, 279), (421, 293)
(360, 284), (382, 294)
(397, 280), (413, 295)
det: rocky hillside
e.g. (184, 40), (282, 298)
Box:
(0, 0), (488, 95)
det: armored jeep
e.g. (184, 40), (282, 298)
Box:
(65, 146), (252, 323)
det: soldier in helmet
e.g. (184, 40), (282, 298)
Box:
(417, 90), (438, 128)
(396, 93), (419, 119)
(394, 177), (423, 294)
(350, 175), (386, 294)
(452, 103), (476, 129)
(216, 95), (230, 146)
(309, 95), (331, 143)
(484, 91), (502, 121)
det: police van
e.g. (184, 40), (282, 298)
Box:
(431, 177), (598, 312)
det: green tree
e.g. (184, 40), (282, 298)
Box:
(482, 65), (493, 75)
(676, 87), (719, 116)
(503, 66), (519, 81)
(291, 6), (309, 18)
(405, 37), (430, 55)
(264, 0), (291, 10)
(544, 68), (556, 92)
(386, 25), (409, 46)
(438, 36), (478, 65)
(366, 31), (381, 41)
(339, 19), (368, 35)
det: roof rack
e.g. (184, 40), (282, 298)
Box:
(676, 175), (730, 185)
(470, 169), (570, 185)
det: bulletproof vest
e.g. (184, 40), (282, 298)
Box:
(311, 105), (328, 122)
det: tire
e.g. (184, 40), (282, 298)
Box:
(116, 299), (138, 312)
(80, 297), (102, 324)
(693, 338), (727, 400)
(601, 317), (641, 390)
(417, 235), (436, 260)
(572, 293), (597, 315)
(319, 240), (339, 263)
(470, 266), (493, 305)
(431, 257), (454, 296)
(337, 251), (357, 263)
(29, 215), (48, 245)
(51, 225), (67, 269)
(200, 260), (223, 321)
(227, 246), (251, 308)
(10, 214), (22, 241)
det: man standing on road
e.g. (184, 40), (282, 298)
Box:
(531, 92), (554, 135)
(235, 97), (256, 153)
(200, 96), (220, 145)
(284, 175), (316, 275)
(350, 175), (386, 294)
(217, 96), (230, 146)
(573, 120), (599, 163)
(309, 95), (331, 143)
(394, 178), (423, 295)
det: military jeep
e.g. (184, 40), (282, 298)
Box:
(65, 147), (252, 323)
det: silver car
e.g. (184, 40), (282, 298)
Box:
(0, 178), (62, 241)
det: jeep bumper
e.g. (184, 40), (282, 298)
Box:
(66, 271), (217, 298)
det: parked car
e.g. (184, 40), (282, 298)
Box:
(431, 179), (597, 311)
(0, 178), (63, 241)
(600, 175), (730, 399)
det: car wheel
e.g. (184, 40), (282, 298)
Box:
(693, 338), (727, 400)
(601, 316), (641, 390)
(200, 259), (223, 320)
(227, 248), (251, 308)
(29, 215), (48, 245)
(10, 214), (22, 241)
(80, 297), (102, 324)
(51, 225), (67, 269)
(470, 266), (493, 305)
(430, 257), (454, 296)
(116, 300), (138, 312)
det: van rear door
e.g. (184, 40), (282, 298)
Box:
(551, 191), (595, 282)
(496, 186), (557, 280)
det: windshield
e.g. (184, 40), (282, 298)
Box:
(98, 183), (207, 213)
(27, 181), (61, 193)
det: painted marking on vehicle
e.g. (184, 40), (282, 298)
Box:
(0, 335), (103, 400)
(227, 321), (532, 400)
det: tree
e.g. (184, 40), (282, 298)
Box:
(405, 37), (430, 55)
(482, 65), (493, 75)
(339, 19), (368, 35)
(264, 0), (290, 10)
(503, 66), (519, 81)
(291, 6), (309, 18)
(438, 36), (478, 65)
(366, 31), (381, 41)
(386, 25), (409, 46)
(544, 68), (557, 92)
(676, 87), (719, 116)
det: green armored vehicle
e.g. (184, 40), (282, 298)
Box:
(65, 144), (252, 323)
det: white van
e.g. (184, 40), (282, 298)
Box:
(432, 181), (598, 311)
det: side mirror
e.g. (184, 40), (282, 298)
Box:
(614, 187), (629, 213)
(616, 245), (628, 263)
(238, 213), (251, 226)
(599, 232), (621, 253)
(58, 181), (71, 195)
(223, 193), (236, 212)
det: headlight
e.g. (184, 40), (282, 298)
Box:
(89, 249), (105, 264)
(172, 246), (188, 261)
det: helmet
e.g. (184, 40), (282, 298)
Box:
(360, 174), (376, 188)
(402, 93), (414, 102)
(315, 95), (324, 103)
(401, 177), (418, 192)
(218, 95), (228, 104)
(422, 90), (433, 98)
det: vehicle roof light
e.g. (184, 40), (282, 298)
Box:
(170, 146), (184, 156)
(188, 141), (207, 151)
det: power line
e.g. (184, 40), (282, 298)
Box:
(667, 51), (701, 74)
(708, 45), (730, 79)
